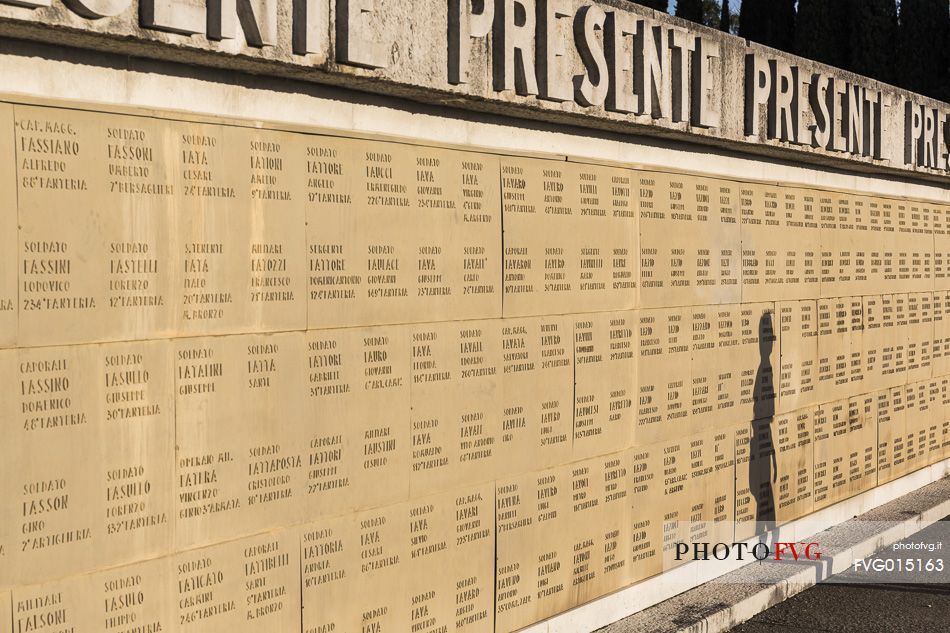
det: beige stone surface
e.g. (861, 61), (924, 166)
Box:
(303, 324), (410, 515)
(0, 103), (15, 348)
(0, 589), (9, 633)
(307, 138), (502, 328)
(812, 399), (849, 510)
(740, 183), (790, 303)
(933, 290), (950, 375)
(935, 206), (950, 291)
(301, 482), (495, 633)
(176, 529), (300, 632)
(688, 305), (720, 433)
(15, 105), (118, 345)
(688, 426), (736, 545)
(875, 388), (900, 484)
(11, 556), (173, 633)
(776, 300), (819, 414)
(5, 343), (102, 587)
(409, 318), (501, 495)
(640, 172), (739, 308)
(569, 163), (639, 313)
(174, 332), (309, 549)
(401, 484), (496, 633)
(636, 306), (691, 445)
(573, 311), (637, 459)
(98, 339), (175, 569)
(626, 444), (664, 583)
(0, 350), (13, 587)
(774, 407), (814, 522)
(496, 315), (574, 475)
(500, 157), (583, 317)
(4, 93), (950, 630)
(494, 464), (572, 632)
(657, 436), (691, 571)
(846, 393), (879, 499)
(712, 303), (743, 426)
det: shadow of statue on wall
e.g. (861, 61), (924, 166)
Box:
(750, 311), (777, 535)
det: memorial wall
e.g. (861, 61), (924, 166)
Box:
(0, 93), (949, 633)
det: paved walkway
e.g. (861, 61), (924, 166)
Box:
(728, 515), (950, 633)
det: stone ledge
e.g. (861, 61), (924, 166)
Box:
(599, 473), (950, 633)
(515, 460), (950, 633)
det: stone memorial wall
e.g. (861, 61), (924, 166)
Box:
(1, 94), (949, 633)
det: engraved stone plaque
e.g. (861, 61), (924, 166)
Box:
(776, 300), (818, 413)
(935, 205), (950, 291)
(573, 311), (637, 459)
(11, 557), (173, 633)
(712, 303), (742, 426)
(875, 388), (898, 484)
(864, 295), (888, 393)
(176, 529), (300, 632)
(408, 146), (502, 322)
(388, 483), (495, 631)
(626, 445), (663, 583)
(243, 127), (308, 330)
(500, 157), (582, 317)
(925, 379), (942, 464)
(301, 512), (367, 633)
(738, 302), (778, 422)
(657, 436), (691, 570)
(734, 420), (756, 541)
(939, 376), (950, 460)
(933, 290), (949, 376)
(689, 305), (720, 433)
(906, 292), (934, 384)
(98, 339), (174, 569)
(175, 123), (306, 337)
(303, 324), (410, 516)
(813, 399), (849, 510)
(308, 139), (502, 328)
(636, 307), (691, 445)
(16, 105), (117, 345)
(403, 483), (495, 633)
(639, 172), (735, 307)
(566, 454), (631, 606)
(774, 407), (814, 522)
(570, 163), (638, 313)
(867, 196), (887, 292)
(409, 319), (501, 495)
(909, 203), (934, 292)
(852, 196), (871, 296)
(174, 332), (307, 549)
(846, 394), (878, 499)
(6, 344), (101, 587)
(494, 465), (572, 632)
(739, 183), (788, 303)
(687, 427), (736, 545)
(496, 315), (574, 476)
